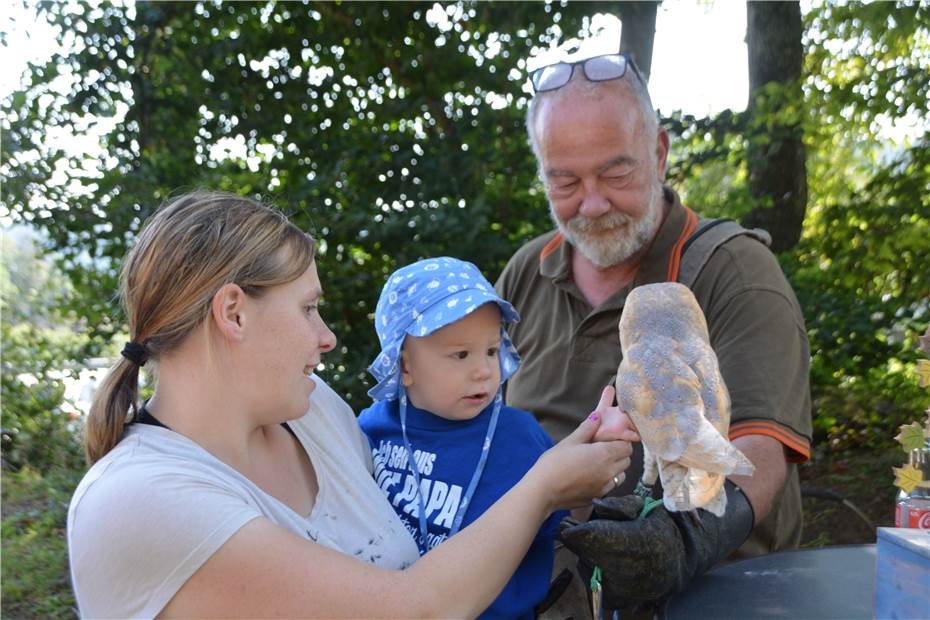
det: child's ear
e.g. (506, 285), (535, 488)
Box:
(400, 349), (414, 387)
(211, 283), (248, 342)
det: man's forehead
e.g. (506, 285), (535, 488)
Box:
(538, 76), (637, 114)
(536, 83), (643, 138)
(538, 103), (645, 162)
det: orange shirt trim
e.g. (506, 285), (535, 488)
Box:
(729, 419), (811, 463)
(539, 232), (564, 263)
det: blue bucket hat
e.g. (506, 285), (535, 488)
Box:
(367, 256), (521, 401)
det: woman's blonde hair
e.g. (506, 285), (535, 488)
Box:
(84, 191), (316, 464)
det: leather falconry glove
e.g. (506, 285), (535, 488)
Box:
(559, 479), (754, 611)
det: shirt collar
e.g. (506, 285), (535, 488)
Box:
(387, 398), (495, 431)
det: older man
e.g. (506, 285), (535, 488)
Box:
(496, 52), (812, 611)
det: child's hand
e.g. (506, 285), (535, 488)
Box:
(591, 385), (640, 443)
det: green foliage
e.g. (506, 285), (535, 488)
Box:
(664, 109), (755, 220)
(2, 0), (611, 410)
(805, 1), (929, 132)
(1, 321), (85, 472)
(794, 0), (930, 448)
(1, 230), (88, 472)
(1, 0), (928, 441)
(1, 466), (82, 619)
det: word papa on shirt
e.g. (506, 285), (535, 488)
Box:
(371, 439), (465, 550)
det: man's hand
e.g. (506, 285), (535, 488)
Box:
(559, 495), (683, 608)
(559, 481), (754, 610)
(590, 386), (640, 443)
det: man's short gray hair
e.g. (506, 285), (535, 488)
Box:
(525, 69), (658, 175)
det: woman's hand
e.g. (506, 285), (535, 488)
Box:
(529, 410), (635, 512)
(590, 385), (640, 443)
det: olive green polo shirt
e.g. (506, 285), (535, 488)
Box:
(496, 187), (812, 555)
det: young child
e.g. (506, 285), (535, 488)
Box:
(358, 256), (559, 619)
(358, 257), (636, 619)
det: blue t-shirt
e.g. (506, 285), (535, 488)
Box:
(358, 399), (563, 620)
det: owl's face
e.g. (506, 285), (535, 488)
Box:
(619, 283), (709, 349)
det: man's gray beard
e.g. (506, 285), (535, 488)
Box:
(550, 185), (663, 268)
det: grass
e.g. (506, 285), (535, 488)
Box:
(2, 466), (82, 620)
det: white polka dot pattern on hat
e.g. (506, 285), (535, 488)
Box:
(366, 257), (521, 402)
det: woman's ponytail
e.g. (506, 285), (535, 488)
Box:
(84, 356), (143, 464)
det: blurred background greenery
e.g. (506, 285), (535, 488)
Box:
(1, 1), (928, 617)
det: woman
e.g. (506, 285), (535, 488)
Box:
(68, 191), (634, 618)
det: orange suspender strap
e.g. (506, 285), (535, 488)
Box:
(665, 206), (699, 282)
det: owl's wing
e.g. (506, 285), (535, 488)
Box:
(617, 339), (703, 463)
(677, 411), (755, 476)
(686, 340), (731, 435)
(680, 341), (754, 477)
(621, 339), (754, 477)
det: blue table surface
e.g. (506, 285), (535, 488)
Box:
(660, 544), (877, 620)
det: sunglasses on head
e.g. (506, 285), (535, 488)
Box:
(529, 52), (645, 94)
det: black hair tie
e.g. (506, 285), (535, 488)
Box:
(121, 341), (149, 366)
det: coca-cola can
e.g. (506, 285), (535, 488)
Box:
(896, 504), (930, 529)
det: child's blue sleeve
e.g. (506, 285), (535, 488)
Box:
(356, 404), (379, 450)
(541, 508), (569, 538)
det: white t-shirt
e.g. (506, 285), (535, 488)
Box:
(68, 375), (420, 619)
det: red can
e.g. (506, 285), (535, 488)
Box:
(895, 499), (930, 529)
(895, 447), (930, 529)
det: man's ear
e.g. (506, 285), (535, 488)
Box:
(211, 283), (248, 342)
(655, 126), (671, 182)
(400, 348), (414, 387)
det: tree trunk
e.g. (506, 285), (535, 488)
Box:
(743, 1), (807, 253)
(618, 2), (659, 82)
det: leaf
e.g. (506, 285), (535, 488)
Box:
(895, 421), (926, 451)
(893, 464), (924, 495)
(916, 359), (930, 388)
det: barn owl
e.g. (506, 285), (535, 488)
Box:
(616, 282), (754, 516)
